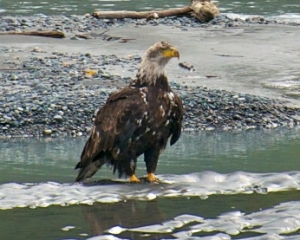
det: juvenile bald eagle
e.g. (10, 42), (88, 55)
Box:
(75, 41), (183, 182)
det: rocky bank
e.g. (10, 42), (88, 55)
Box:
(0, 14), (300, 138)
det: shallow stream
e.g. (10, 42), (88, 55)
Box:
(0, 0), (300, 19)
(1, 129), (300, 239)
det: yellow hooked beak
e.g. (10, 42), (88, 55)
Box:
(162, 47), (180, 59)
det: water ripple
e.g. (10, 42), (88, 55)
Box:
(86, 201), (300, 238)
(1, 171), (300, 210)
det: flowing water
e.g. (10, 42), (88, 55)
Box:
(0, 0), (300, 19)
(1, 128), (300, 239)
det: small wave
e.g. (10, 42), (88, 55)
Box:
(89, 200), (300, 238)
(274, 13), (300, 23)
(225, 12), (300, 24)
(1, 171), (300, 210)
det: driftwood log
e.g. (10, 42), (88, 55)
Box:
(191, 0), (219, 22)
(0, 30), (65, 38)
(93, 0), (219, 22)
(179, 62), (195, 72)
(92, 6), (192, 20)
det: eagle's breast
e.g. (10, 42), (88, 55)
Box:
(130, 84), (180, 149)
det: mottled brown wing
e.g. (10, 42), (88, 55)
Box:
(78, 87), (146, 168)
(170, 93), (183, 145)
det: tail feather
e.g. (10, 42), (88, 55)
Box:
(75, 159), (104, 182)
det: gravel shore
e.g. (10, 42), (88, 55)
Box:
(1, 14), (299, 36)
(1, 14), (300, 138)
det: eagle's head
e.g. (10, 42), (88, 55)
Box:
(135, 41), (180, 85)
(145, 41), (180, 66)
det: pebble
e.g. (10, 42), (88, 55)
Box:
(10, 74), (19, 80)
(32, 47), (42, 52)
(43, 129), (52, 135)
(58, 110), (64, 116)
(53, 115), (63, 121)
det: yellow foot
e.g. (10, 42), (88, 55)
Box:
(147, 173), (158, 182)
(129, 174), (141, 183)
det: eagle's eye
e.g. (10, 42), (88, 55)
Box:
(160, 41), (171, 48)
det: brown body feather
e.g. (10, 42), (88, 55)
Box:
(75, 41), (183, 182)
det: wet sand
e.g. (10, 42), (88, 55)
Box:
(1, 23), (300, 107)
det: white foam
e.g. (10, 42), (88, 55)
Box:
(241, 234), (300, 240)
(225, 12), (300, 24)
(129, 224), (173, 233)
(226, 13), (256, 20)
(106, 226), (126, 235)
(61, 225), (75, 231)
(0, 171), (300, 210)
(86, 235), (127, 240)
(101, 201), (300, 238)
(274, 13), (300, 23)
(174, 214), (204, 224)
(181, 233), (230, 240)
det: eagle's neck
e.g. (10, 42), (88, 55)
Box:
(131, 58), (171, 91)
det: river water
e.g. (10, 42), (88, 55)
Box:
(1, 129), (300, 239)
(0, 0), (300, 21)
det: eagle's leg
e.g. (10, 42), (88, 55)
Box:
(127, 158), (140, 183)
(147, 173), (157, 182)
(129, 174), (141, 182)
(144, 146), (160, 182)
